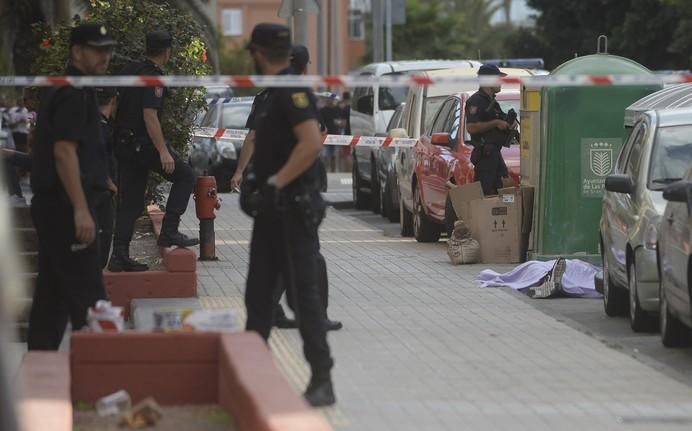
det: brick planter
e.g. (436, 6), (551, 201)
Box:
(18, 331), (332, 431)
(103, 205), (197, 317)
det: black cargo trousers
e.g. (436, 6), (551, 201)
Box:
(472, 141), (508, 196)
(28, 193), (107, 350)
(245, 205), (334, 378)
(113, 140), (194, 249)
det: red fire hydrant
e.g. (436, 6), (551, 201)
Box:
(194, 176), (221, 261)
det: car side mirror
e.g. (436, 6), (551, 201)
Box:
(605, 175), (634, 194)
(663, 181), (692, 214)
(356, 94), (374, 115)
(431, 132), (451, 146)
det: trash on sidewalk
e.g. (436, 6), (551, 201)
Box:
(88, 300), (125, 332)
(119, 397), (163, 429)
(153, 309), (194, 332)
(476, 259), (602, 298)
(96, 390), (131, 417)
(447, 220), (480, 265)
(182, 309), (240, 332)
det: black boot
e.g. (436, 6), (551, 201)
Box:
(304, 374), (336, 407)
(325, 318), (343, 331)
(107, 243), (149, 272)
(157, 213), (199, 248)
(273, 304), (298, 329)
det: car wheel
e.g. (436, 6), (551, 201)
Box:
(386, 174), (400, 223)
(352, 160), (369, 210)
(371, 162), (381, 214)
(444, 196), (457, 238)
(400, 192), (413, 237)
(629, 261), (656, 332)
(413, 185), (441, 243)
(603, 245), (626, 317)
(660, 284), (685, 348)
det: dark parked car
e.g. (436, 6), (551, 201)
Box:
(190, 97), (254, 192)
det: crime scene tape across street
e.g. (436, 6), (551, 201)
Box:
(2, 73), (692, 88)
(193, 127), (419, 148)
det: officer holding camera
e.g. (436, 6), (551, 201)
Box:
(241, 23), (335, 407)
(465, 64), (518, 196)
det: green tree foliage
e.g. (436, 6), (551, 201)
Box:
(31, 0), (211, 205)
(525, 0), (691, 70)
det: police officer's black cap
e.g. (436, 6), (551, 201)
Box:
(478, 64), (507, 76)
(290, 45), (310, 69)
(246, 23), (291, 51)
(69, 23), (118, 48)
(146, 30), (173, 51)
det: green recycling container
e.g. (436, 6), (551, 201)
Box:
(530, 54), (661, 262)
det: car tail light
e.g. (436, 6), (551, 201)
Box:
(645, 223), (658, 250)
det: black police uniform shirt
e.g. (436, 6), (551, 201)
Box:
(465, 89), (506, 142)
(115, 59), (167, 139)
(31, 64), (109, 197)
(253, 68), (321, 189)
(245, 89), (269, 130)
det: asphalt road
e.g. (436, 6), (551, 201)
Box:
(324, 172), (692, 390)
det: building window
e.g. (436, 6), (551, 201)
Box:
(349, 9), (364, 40)
(222, 9), (242, 36)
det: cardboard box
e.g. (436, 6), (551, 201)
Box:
(471, 189), (522, 263)
(449, 183), (535, 264)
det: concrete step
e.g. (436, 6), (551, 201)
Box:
(10, 205), (33, 228)
(14, 227), (37, 252)
(19, 251), (38, 273)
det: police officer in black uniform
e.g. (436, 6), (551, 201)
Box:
(243, 23), (335, 407)
(465, 64), (517, 196)
(28, 23), (116, 350)
(95, 87), (119, 267)
(109, 30), (198, 272)
(234, 44), (342, 332)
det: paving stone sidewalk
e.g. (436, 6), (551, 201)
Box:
(181, 193), (692, 431)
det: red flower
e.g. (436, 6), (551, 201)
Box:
(42, 38), (50, 48)
(202, 50), (208, 63)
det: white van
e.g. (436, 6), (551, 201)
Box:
(350, 60), (480, 209)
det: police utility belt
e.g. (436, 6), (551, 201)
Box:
(239, 163), (326, 228)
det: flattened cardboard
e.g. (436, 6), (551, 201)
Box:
(449, 182), (484, 224)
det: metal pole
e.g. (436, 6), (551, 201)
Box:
(331, 0), (341, 74)
(317, 0), (327, 76)
(385, 0), (392, 61)
(294, 0), (309, 47)
(372, 0), (383, 62)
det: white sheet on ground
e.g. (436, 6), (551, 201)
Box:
(476, 259), (601, 298)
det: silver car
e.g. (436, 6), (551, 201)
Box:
(375, 102), (406, 222)
(601, 108), (692, 331)
(658, 167), (692, 347)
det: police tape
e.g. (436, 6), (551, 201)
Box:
(193, 127), (419, 148)
(2, 73), (692, 88)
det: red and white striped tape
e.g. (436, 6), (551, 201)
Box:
(193, 127), (418, 148)
(1, 73), (691, 88)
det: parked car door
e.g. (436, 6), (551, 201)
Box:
(605, 121), (648, 285)
(426, 98), (459, 219)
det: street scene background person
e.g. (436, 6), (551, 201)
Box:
(27, 23), (115, 350)
(242, 23), (336, 407)
(110, 30), (199, 273)
(465, 64), (517, 196)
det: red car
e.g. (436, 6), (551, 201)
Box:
(402, 90), (521, 242)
